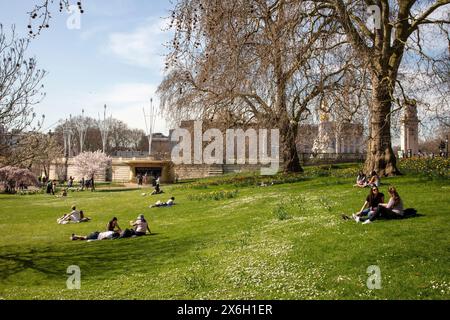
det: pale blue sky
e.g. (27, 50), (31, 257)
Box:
(0, 0), (173, 134)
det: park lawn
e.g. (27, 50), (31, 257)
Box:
(0, 172), (449, 300)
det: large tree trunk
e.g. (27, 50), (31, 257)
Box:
(274, 48), (302, 174)
(280, 118), (303, 173)
(365, 75), (400, 176)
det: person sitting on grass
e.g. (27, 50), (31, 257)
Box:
(107, 217), (121, 233)
(119, 214), (152, 238)
(151, 183), (164, 195)
(354, 171), (367, 188)
(351, 187), (384, 222)
(58, 205), (81, 224)
(56, 189), (68, 198)
(58, 206), (91, 224)
(358, 187), (404, 225)
(131, 214), (151, 236)
(150, 197), (175, 208)
(367, 171), (381, 188)
(79, 210), (91, 222)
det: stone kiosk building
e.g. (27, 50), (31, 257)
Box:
(49, 133), (175, 184)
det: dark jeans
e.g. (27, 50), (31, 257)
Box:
(360, 205), (401, 222)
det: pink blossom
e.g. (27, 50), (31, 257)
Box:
(0, 166), (39, 190)
(72, 151), (111, 179)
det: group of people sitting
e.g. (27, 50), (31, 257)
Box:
(343, 186), (405, 224)
(71, 214), (151, 241)
(57, 206), (91, 224)
(354, 171), (381, 188)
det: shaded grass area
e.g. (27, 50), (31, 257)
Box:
(0, 172), (449, 300)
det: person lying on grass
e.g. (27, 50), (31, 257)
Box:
(350, 187), (384, 221)
(71, 230), (119, 241)
(72, 217), (122, 241)
(358, 187), (404, 225)
(150, 197), (175, 208)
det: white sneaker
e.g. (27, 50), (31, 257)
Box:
(362, 220), (372, 225)
(352, 214), (360, 223)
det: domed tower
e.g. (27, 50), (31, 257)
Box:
(400, 100), (419, 157)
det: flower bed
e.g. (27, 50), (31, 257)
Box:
(398, 157), (450, 179)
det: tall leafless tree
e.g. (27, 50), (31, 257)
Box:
(319, 0), (450, 175)
(0, 25), (47, 168)
(158, 0), (353, 172)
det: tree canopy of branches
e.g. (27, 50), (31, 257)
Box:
(0, 25), (47, 168)
(3, 132), (62, 174)
(158, 0), (356, 172)
(319, 0), (450, 175)
(27, 0), (84, 37)
(52, 116), (148, 156)
(159, 0), (449, 175)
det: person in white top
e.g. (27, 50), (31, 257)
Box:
(58, 205), (80, 224)
(166, 197), (175, 206)
(150, 197), (175, 208)
(130, 214), (151, 236)
(97, 231), (116, 240)
(71, 230), (118, 241)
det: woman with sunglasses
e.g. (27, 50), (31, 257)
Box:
(353, 186), (385, 222)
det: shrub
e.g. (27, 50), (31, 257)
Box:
(273, 205), (292, 221)
(398, 157), (450, 179)
(304, 165), (361, 179)
(188, 190), (239, 201)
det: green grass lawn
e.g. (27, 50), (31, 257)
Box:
(0, 171), (449, 300)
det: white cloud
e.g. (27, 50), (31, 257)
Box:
(80, 25), (111, 41)
(106, 18), (172, 71)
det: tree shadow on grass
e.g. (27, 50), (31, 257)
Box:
(0, 231), (209, 283)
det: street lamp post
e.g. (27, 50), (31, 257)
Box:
(99, 105), (112, 154)
(143, 98), (156, 157)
